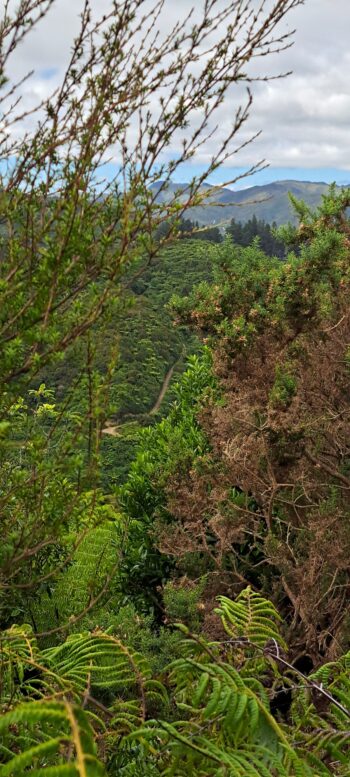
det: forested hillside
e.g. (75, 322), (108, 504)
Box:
(44, 222), (281, 487)
(2, 1), (350, 776)
(40, 239), (216, 484)
(151, 179), (342, 226)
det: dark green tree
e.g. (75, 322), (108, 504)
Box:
(227, 215), (285, 257)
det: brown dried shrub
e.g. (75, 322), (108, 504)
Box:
(158, 197), (350, 661)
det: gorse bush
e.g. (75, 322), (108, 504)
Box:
(157, 188), (350, 661)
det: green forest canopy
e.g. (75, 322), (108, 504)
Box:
(2, 0), (350, 774)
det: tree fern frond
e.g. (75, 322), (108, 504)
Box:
(215, 587), (286, 648)
(0, 629), (163, 774)
(0, 700), (106, 776)
(0, 624), (40, 701)
(42, 631), (156, 707)
(4, 590), (350, 774)
(129, 644), (306, 775)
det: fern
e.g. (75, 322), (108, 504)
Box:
(126, 592), (313, 776)
(0, 700), (105, 776)
(0, 624), (40, 702)
(31, 522), (119, 634)
(126, 588), (350, 775)
(215, 586), (287, 648)
(0, 628), (164, 773)
(3, 589), (350, 774)
(291, 650), (350, 773)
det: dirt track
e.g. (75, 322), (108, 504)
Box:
(149, 362), (176, 415)
(102, 360), (178, 436)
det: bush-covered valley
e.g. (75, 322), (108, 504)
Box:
(3, 186), (350, 775)
(2, 1), (350, 775)
(40, 237), (217, 486)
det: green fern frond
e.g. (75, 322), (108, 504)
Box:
(42, 631), (152, 699)
(215, 587), (287, 648)
(291, 651), (350, 768)
(0, 627), (166, 774)
(129, 648), (308, 775)
(0, 624), (40, 700)
(0, 700), (106, 777)
(4, 590), (350, 774)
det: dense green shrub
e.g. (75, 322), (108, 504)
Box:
(116, 351), (217, 610)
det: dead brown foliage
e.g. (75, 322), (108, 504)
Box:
(157, 237), (350, 662)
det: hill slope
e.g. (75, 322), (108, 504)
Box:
(151, 179), (339, 226)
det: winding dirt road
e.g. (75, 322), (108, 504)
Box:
(102, 359), (179, 436)
(149, 362), (176, 415)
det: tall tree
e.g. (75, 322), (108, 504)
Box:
(227, 215), (285, 256)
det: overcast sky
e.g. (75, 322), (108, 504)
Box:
(3, 0), (350, 187)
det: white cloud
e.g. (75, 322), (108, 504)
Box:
(1, 0), (350, 172)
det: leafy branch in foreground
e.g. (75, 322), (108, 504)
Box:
(0, 0), (302, 625)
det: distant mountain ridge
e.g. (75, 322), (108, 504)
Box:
(150, 179), (343, 226)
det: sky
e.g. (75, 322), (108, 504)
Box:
(2, 0), (350, 188)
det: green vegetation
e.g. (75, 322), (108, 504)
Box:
(227, 214), (286, 257)
(7, 187), (348, 775)
(102, 240), (216, 482)
(4, 179), (350, 776)
(3, 587), (350, 775)
(95, 240), (217, 420)
(49, 239), (217, 486)
(3, 1), (350, 775)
